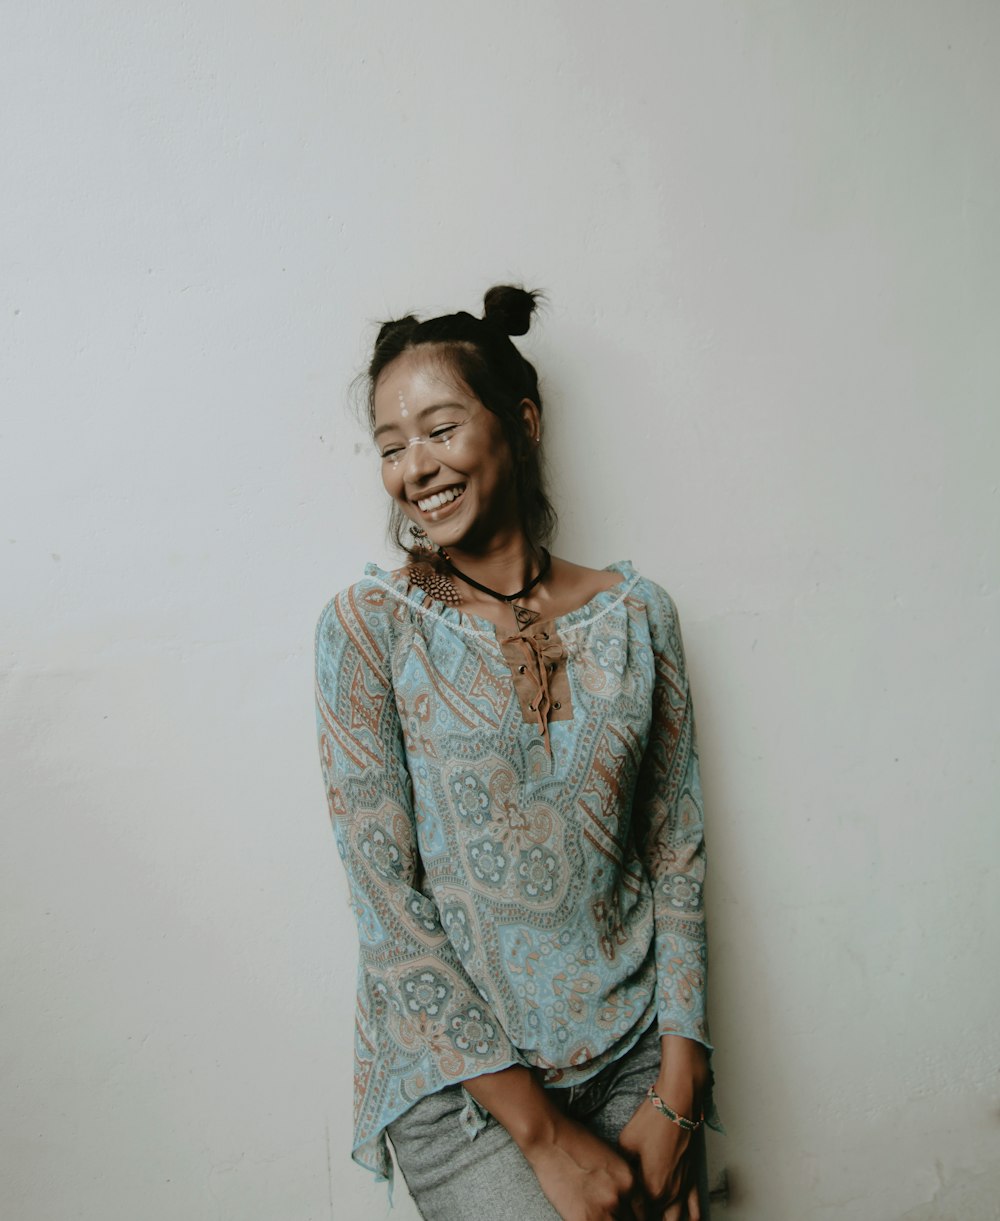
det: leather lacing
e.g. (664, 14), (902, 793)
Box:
(501, 625), (567, 754)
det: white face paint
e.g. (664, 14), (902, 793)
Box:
(386, 434), (438, 470)
(398, 390), (409, 419)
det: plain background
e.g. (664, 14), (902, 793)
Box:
(2, 3), (998, 1219)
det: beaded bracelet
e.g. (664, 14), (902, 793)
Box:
(645, 1086), (703, 1132)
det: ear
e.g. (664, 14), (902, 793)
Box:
(517, 398), (542, 446)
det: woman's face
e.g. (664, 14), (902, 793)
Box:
(372, 348), (527, 554)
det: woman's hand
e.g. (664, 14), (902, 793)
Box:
(463, 1066), (642, 1220)
(522, 1109), (644, 1221)
(617, 1096), (701, 1220)
(616, 1035), (708, 1220)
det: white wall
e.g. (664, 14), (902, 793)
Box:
(3, 3), (998, 1219)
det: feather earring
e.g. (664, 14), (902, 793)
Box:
(406, 525), (462, 606)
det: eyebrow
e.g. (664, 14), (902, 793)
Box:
(372, 402), (468, 439)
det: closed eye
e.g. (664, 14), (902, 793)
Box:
(379, 421), (461, 461)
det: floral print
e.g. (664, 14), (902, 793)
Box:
(665, 874), (702, 911)
(402, 969), (452, 1018)
(360, 827), (402, 879)
(468, 837), (508, 886)
(448, 770), (491, 825)
(441, 902), (473, 956)
(594, 635), (627, 677)
(449, 1004), (497, 1055)
(517, 845), (559, 898)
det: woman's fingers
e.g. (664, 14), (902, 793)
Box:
(626, 1189), (647, 1221)
(656, 1168), (701, 1221)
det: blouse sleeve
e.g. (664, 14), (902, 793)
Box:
(315, 583), (523, 1181)
(632, 586), (715, 1052)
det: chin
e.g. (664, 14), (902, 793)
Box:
(425, 526), (466, 551)
(415, 511), (476, 552)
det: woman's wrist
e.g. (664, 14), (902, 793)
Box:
(646, 1084), (704, 1131)
(655, 1033), (710, 1113)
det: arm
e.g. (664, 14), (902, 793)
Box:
(618, 588), (716, 1217)
(463, 1067), (642, 1221)
(634, 588), (713, 1070)
(315, 586), (521, 1176)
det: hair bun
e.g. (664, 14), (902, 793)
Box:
(482, 285), (541, 337)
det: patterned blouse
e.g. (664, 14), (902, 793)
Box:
(314, 560), (718, 1182)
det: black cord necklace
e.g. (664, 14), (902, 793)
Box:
(443, 548), (551, 629)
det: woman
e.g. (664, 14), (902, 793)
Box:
(315, 286), (720, 1220)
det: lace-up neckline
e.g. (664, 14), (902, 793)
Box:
(499, 621), (569, 754)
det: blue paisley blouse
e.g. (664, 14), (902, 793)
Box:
(314, 560), (718, 1182)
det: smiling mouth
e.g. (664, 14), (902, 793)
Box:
(415, 484), (466, 513)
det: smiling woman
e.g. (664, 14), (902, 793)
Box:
(373, 350), (523, 555)
(314, 287), (721, 1221)
(364, 286), (556, 567)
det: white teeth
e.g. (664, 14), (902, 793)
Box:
(417, 485), (465, 512)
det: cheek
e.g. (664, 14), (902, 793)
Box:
(381, 461), (403, 497)
(452, 428), (510, 476)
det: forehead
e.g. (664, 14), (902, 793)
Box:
(373, 348), (478, 424)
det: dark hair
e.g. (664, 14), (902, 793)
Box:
(364, 285), (557, 557)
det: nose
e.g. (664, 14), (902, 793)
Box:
(400, 437), (439, 482)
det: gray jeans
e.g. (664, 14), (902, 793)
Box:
(386, 1021), (711, 1220)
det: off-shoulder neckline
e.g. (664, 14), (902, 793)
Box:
(362, 559), (641, 636)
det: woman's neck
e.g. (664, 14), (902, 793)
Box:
(443, 531), (541, 598)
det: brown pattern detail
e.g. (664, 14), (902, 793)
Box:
(346, 586), (393, 681)
(568, 1044), (598, 1067)
(656, 935), (706, 1014)
(469, 657), (513, 722)
(400, 630), (503, 732)
(398, 692), (439, 759)
(592, 890), (631, 963)
(349, 657), (386, 737)
(577, 652), (611, 695)
(315, 686), (379, 770)
(576, 723), (642, 858)
(595, 986), (642, 1030)
(489, 766), (553, 850)
(651, 649), (686, 715)
(393, 1012), (465, 1078)
(582, 825), (624, 867)
(580, 823), (643, 898)
(552, 970), (601, 1022)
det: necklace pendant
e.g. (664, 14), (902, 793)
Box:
(512, 602), (540, 630)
